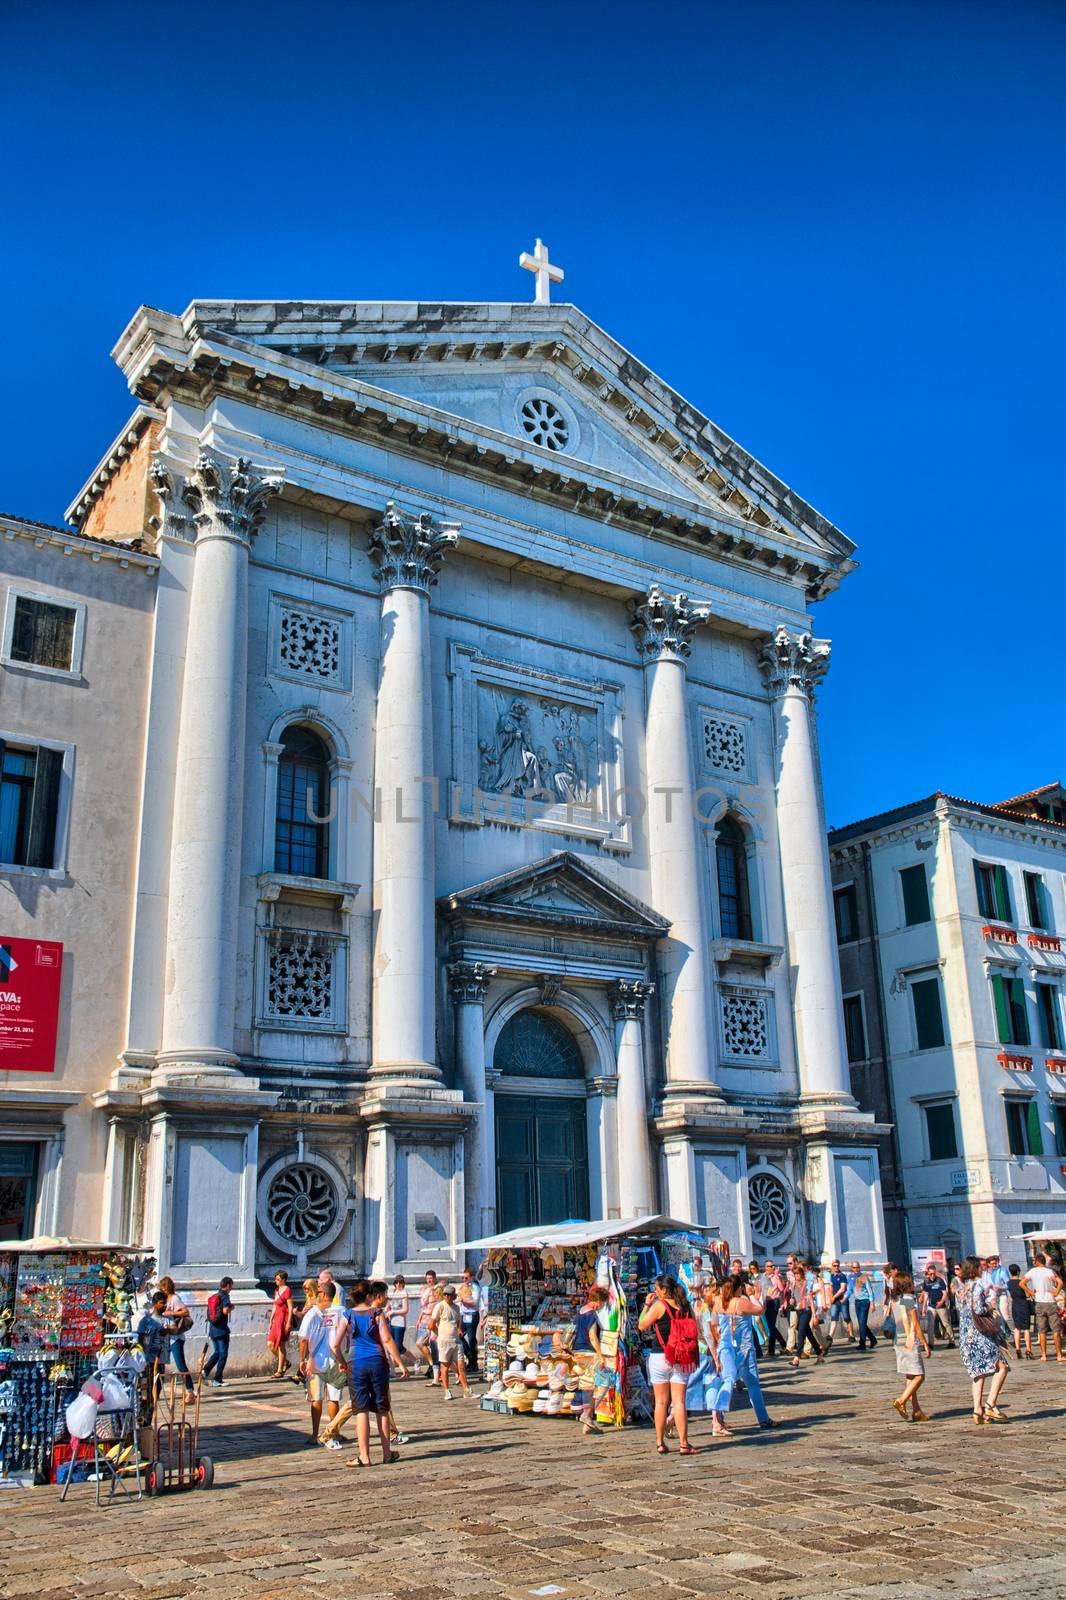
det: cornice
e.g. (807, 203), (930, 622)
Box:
(65, 403), (164, 527)
(829, 798), (1066, 858)
(0, 512), (159, 574)
(112, 310), (850, 602)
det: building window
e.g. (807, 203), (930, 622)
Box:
(990, 972), (1030, 1048)
(923, 1101), (958, 1162)
(260, 929), (346, 1031)
(911, 976), (946, 1050)
(517, 394), (570, 452)
(1024, 872), (1051, 931)
(2, 589), (85, 678)
(834, 884), (858, 944)
(0, 740), (63, 869)
(719, 987), (773, 1062)
(1006, 1098), (1043, 1158)
(1036, 984), (1064, 1051)
(1054, 1104), (1066, 1158)
(900, 863), (931, 926)
(715, 815), (753, 941)
(974, 860), (1012, 923)
(494, 1009), (585, 1080)
(0, 1142), (39, 1241)
(274, 726), (330, 878)
(843, 994), (867, 1063)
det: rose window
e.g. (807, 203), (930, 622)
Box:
(518, 396), (570, 452)
(748, 1172), (790, 1240)
(265, 1163), (338, 1244)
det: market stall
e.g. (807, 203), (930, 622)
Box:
(0, 1236), (155, 1486)
(462, 1216), (724, 1427)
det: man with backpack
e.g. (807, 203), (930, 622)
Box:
(203, 1276), (234, 1388)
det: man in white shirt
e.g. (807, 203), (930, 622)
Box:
(298, 1284), (349, 1447)
(1021, 1254), (1065, 1362)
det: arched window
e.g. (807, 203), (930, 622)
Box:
(275, 725), (330, 878)
(716, 814), (753, 941)
(494, 1008), (585, 1080)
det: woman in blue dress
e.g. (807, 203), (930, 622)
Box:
(703, 1275), (777, 1435)
(956, 1255), (1010, 1424)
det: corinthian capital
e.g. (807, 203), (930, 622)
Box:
(759, 626), (831, 698)
(448, 961), (497, 1005)
(151, 449), (283, 545)
(369, 501), (461, 594)
(610, 978), (655, 1020)
(630, 585), (709, 661)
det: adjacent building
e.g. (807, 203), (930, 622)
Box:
(829, 785), (1066, 1264)
(2, 292), (888, 1347)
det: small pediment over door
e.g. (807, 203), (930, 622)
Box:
(439, 851), (669, 939)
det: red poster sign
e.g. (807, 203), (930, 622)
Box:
(0, 938), (63, 1073)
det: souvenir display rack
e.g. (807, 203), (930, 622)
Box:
(0, 1241), (154, 1486)
(472, 1217), (718, 1428)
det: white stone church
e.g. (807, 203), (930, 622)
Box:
(0, 260), (887, 1305)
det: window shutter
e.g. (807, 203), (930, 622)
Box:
(973, 861), (989, 917)
(1008, 976), (1030, 1047)
(901, 865), (930, 925)
(990, 974), (1011, 1045)
(994, 865), (1012, 923)
(1026, 1099), (1044, 1157)
(25, 746), (62, 869)
(912, 979), (946, 1050)
(1037, 876), (1051, 932)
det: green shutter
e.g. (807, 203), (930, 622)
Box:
(1037, 876), (1051, 932)
(1026, 1099), (1044, 1157)
(974, 861), (990, 917)
(901, 865), (930, 926)
(913, 978), (946, 1049)
(991, 974), (1011, 1044)
(1008, 977), (1030, 1046)
(994, 865), (1012, 923)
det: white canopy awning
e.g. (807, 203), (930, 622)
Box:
(443, 1214), (715, 1253)
(1016, 1228), (1066, 1242)
(0, 1236), (146, 1254)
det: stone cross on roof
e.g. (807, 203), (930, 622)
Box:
(519, 237), (564, 305)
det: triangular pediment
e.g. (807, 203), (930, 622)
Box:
(439, 851), (669, 936)
(170, 300), (852, 561)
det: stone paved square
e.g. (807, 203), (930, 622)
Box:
(5, 1344), (1065, 1600)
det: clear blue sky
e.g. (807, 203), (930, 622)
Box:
(3, 1), (1063, 826)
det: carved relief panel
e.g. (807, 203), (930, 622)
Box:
(447, 643), (629, 848)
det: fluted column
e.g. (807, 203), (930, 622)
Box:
(449, 961), (497, 1242)
(156, 450), (282, 1077)
(759, 627), (854, 1105)
(370, 503), (460, 1083)
(610, 980), (656, 1216)
(631, 587), (720, 1094)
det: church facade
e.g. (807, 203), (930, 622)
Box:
(1, 294), (887, 1323)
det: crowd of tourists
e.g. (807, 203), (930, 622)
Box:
(135, 1249), (1066, 1464)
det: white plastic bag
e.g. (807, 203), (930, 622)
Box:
(65, 1390), (100, 1440)
(100, 1373), (131, 1413)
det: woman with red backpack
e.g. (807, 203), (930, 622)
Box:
(637, 1274), (701, 1456)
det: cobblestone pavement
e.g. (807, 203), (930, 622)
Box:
(4, 1342), (1066, 1600)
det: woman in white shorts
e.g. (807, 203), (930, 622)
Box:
(637, 1275), (699, 1456)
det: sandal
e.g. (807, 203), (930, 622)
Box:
(677, 1444), (700, 1455)
(892, 1399), (909, 1421)
(985, 1406), (1008, 1422)
(345, 1456), (373, 1467)
(655, 1443), (668, 1455)
(972, 1411), (988, 1425)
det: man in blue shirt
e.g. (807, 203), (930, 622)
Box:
(825, 1261), (852, 1346)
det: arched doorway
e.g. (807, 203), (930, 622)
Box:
(493, 1008), (589, 1230)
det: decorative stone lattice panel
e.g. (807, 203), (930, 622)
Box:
(702, 715), (747, 775)
(265, 934), (338, 1023)
(279, 606), (341, 685)
(718, 985), (774, 1062)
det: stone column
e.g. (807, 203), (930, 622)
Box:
(610, 979), (657, 1216)
(630, 587), (720, 1094)
(155, 451), (282, 1078)
(449, 960), (497, 1242)
(759, 627), (854, 1106)
(369, 503), (460, 1083)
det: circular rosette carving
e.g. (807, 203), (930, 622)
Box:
(748, 1171), (791, 1241)
(265, 1163), (339, 1244)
